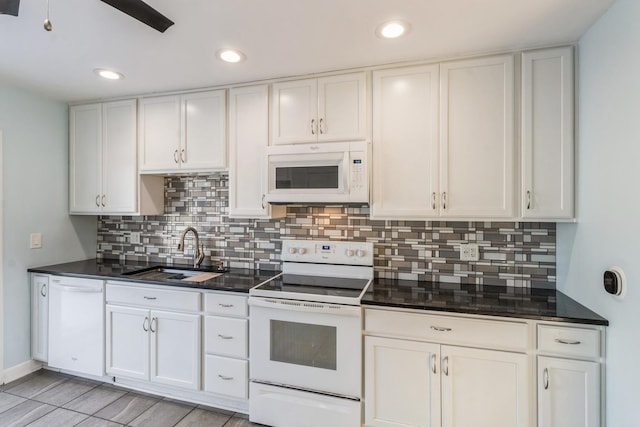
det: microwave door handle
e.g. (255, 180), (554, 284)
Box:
(343, 151), (350, 194)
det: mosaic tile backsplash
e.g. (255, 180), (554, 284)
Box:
(97, 174), (556, 288)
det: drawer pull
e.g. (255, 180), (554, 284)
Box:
(431, 353), (436, 374)
(555, 338), (581, 345)
(218, 374), (234, 381)
(218, 334), (234, 340)
(443, 356), (449, 376)
(144, 296), (157, 300)
(431, 326), (452, 332)
(218, 303), (234, 308)
(543, 368), (549, 389)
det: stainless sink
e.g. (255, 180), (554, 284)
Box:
(124, 266), (228, 281)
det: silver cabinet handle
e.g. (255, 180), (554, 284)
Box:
(431, 326), (452, 332)
(181, 149), (186, 163)
(443, 356), (449, 376)
(218, 303), (234, 308)
(40, 283), (47, 297)
(526, 190), (532, 210)
(143, 316), (149, 332)
(101, 195), (106, 207)
(218, 374), (234, 380)
(218, 334), (234, 340)
(543, 367), (549, 389)
(150, 317), (157, 333)
(442, 192), (447, 210)
(555, 338), (582, 345)
(311, 119), (316, 135)
(95, 195), (100, 207)
(261, 194), (266, 209)
(319, 118), (325, 134)
(144, 296), (157, 300)
(431, 353), (437, 374)
(431, 192), (437, 210)
(174, 149), (179, 163)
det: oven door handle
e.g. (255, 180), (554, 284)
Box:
(248, 297), (361, 317)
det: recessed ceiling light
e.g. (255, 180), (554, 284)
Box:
(216, 49), (246, 63)
(94, 68), (124, 80)
(376, 20), (411, 39)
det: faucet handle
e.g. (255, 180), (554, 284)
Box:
(196, 244), (205, 268)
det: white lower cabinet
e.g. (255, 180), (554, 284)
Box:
(31, 274), (49, 362)
(203, 293), (249, 400)
(365, 337), (529, 427)
(537, 357), (599, 427)
(440, 346), (529, 427)
(105, 283), (201, 391)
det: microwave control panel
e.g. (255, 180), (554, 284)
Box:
(349, 146), (369, 202)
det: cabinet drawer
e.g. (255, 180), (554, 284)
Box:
(106, 283), (200, 312)
(538, 324), (600, 360)
(205, 293), (248, 317)
(205, 316), (248, 358)
(365, 308), (529, 352)
(204, 355), (248, 399)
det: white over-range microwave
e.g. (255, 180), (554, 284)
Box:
(265, 141), (370, 204)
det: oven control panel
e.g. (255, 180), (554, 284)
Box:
(282, 240), (373, 266)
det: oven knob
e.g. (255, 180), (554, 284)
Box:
(289, 247), (297, 254)
(356, 249), (366, 257)
(298, 248), (307, 255)
(345, 249), (354, 257)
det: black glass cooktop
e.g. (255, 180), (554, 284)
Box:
(253, 274), (371, 299)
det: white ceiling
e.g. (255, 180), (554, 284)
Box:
(0, 0), (615, 102)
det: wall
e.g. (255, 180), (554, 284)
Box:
(98, 174), (557, 287)
(0, 84), (97, 370)
(556, 0), (640, 425)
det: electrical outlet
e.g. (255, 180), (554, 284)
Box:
(130, 232), (141, 244)
(460, 243), (479, 261)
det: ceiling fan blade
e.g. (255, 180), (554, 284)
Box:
(100, 0), (174, 33)
(0, 0), (20, 16)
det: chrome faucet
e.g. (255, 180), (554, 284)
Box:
(177, 226), (205, 268)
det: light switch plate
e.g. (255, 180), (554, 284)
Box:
(30, 233), (42, 249)
(460, 243), (479, 261)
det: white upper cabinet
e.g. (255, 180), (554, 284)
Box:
(70, 100), (163, 215)
(372, 65), (440, 219)
(228, 85), (286, 219)
(440, 55), (515, 218)
(138, 90), (226, 173)
(271, 72), (367, 145)
(521, 47), (574, 220)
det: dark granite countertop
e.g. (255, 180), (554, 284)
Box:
(362, 278), (608, 326)
(28, 259), (277, 293)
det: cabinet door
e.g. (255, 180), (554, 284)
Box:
(182, 90), (227, 171)
(364, 336), (441, 427)
(150, 310), (201, 390)
(69, 103), (101, 213)
(228, 85), (285, 218)
(538, 356), (600, 427)
(371, 65), (439, 219)
(102, 99), (138, 213)
(317, 72), (367, 142)
(138, 95), (181, 172)
(31, 274), (49, 362)
(441, 346), (529, 427)
(440, 55), (515, 218)
(106, 304), (149, 381)
(271, 78), (318, 144)
(522, 47), (574, 219)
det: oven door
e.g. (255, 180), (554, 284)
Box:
(249, 297), (362, 399)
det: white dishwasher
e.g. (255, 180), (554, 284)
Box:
(48, 276), (104, 376)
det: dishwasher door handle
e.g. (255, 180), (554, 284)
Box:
(56, 285), (103, 293)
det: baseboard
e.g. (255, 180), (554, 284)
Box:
(3, 359), (43, 384)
